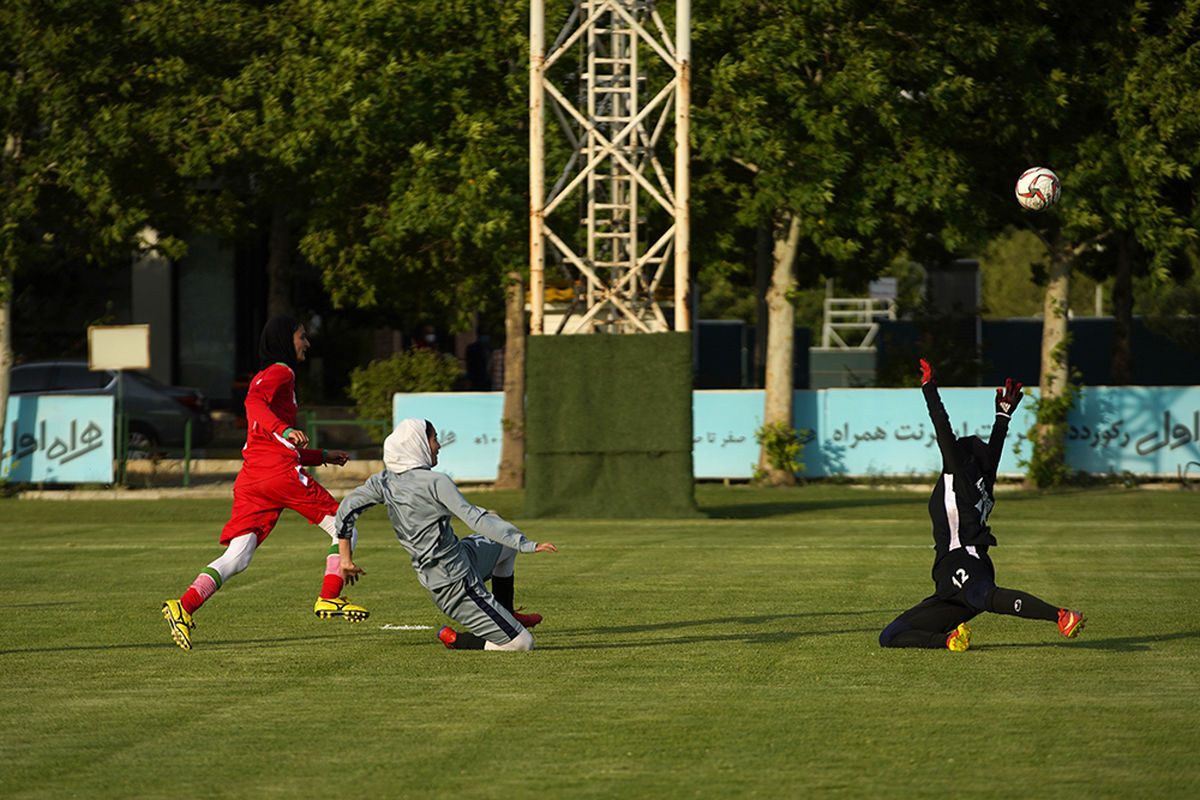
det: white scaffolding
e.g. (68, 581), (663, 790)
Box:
(821, 277), (899, 349)
(821, 298), (898, 349)
(529, 0), (691, 334)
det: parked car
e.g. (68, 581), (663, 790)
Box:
(9, 360), (213, 452)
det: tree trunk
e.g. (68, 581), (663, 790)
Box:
(1110, 234), (1133, 385)
(1, 132), (18, 459)
(1032, 246), (1072, 482)
(266, 201), (292, 319)
(1039, 254), (1071, 399)
(758, 214), (801, 486)
(0, 291), (10, 460)
(0, 132), (17, 459)
(753, 224), (771, 387)
(494, 270), (526, 489)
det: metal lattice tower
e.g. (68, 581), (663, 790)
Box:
(530, 0), (691, 334)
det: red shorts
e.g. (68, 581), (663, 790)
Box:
(220, 467), (339, 545)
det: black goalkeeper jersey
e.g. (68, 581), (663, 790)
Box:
(922, 382), (1011, 563)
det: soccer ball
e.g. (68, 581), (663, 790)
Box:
(1014, 167), (1061, 211)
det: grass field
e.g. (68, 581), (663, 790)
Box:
(1, 484), (1198, 799)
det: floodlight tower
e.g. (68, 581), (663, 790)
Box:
(530, 0), (691, 335)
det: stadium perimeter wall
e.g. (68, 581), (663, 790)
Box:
(394, 386), (1200, 481)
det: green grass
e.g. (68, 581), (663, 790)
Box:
(1, 485), (1198, 799)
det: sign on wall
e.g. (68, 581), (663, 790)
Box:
(2, 396), (115, 483)
(396, 387), (1200, 481)
(392, 393), (505, 481)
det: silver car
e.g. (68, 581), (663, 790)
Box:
(9, 360), (212, 452)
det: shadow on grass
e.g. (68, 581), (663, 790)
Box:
(976, 629), (1200, 652)
(700, 496), (926, 520)
(538, 627), (880, 650)
(0, 630), (405, 656)
(540, 609), (889, 650)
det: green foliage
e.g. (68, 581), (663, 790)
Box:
(346, 348), (461, 426)
(1135, 261), (1200, 354)
(753, 421), (808, 479)
(3, 0), (530, 332)
(979, 229), (1111, 318)
(280, 1), (530, 330)
(696, 259), (760, 323)
(693, 0), (1199, 390)
(1019, 372), (1083, 489)
(5, 0), (1199, 398)
(1, 0), (215, 279)
(695, 3), (986, 283)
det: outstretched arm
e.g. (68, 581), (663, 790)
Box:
(299, 447), (351, 467)
(988, 378), (1023, 467)
(432, 472), (540, 553)
(920, 359), (960, 472)
(332, 476), (386, 581)
(335, 477), (384, 539)
(337, 537), (366, 584)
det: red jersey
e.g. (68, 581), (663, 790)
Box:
(240, 363), (323, 478)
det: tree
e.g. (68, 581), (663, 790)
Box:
(7, 1), (536, 482)
(9, 0), (1194, 493)
(1014, 1), (1199, 483)
(253, 1), (532, 331)
(271, 1), (531, 482)
(1104, 0), (1200, 379)
(1, 0), (251, 455)
(694, 1), (1198, 486)
(693, 2), (1013, 482)
(286, 0), (531, 482)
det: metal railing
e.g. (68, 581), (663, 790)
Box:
(300, 414), (390, 450)
(115, 413), (389, 487)
(116, 414), (192, 486)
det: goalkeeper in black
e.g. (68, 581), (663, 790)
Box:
(878, 359), (1086, 651)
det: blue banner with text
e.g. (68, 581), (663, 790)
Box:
(3, 396), (115, 483)
(395, 387), (1200, 481)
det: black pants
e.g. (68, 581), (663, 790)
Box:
(879, 549), (995, 648)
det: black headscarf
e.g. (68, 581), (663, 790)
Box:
(258, 315), (302, 369)
(957, 435), (995, 478)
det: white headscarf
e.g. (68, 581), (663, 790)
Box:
(383, 418), (433, 473)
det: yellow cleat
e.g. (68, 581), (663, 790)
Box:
(162, 599), (194, 651)
(945, 622), (971, 652)
(314, 596), (370, 622)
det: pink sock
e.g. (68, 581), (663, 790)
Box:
(181, 569), (220, 614)
(320, 553), (344, 599)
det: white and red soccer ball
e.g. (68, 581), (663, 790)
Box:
(1015, 167), (1061, 211)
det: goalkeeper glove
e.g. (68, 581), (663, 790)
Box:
(995, 378), (1023, 418)
(919, 358), (935, 386)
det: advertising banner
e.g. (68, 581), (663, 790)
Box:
(393, 392), (505, 481)
(396, 387), (1200, 481)
(3, 396), (115, 483)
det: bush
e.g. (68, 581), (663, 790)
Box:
(347, 349), (462, 428)
(753, 421), (809, 483)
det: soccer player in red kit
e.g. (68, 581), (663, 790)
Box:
(161, 316), (368, 650)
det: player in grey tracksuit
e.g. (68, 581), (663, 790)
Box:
(334, 417), (558, 651)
